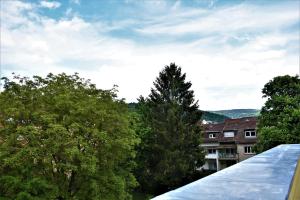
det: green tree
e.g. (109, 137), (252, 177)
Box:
(0, 73), (139, 200)
(255, 75), (300, 152)
(135, 63), (204, 194)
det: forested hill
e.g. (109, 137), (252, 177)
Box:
(128, 102), (139, 112)
(201, 111), (229, 123)
(201, 109), (260, 123)
(210, 109), (260, 119)
(128, 103), (260, 123)
(128, 103), (229, 123)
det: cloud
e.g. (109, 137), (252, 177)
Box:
(135, 3), (299, 36)
(70, 0), (80, 5)
(40, 1), (61, 9)
(1, 0), (299, 110)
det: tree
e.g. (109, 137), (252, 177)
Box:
(0, 73), (139, 200)
(135, 63), (204, 194)
(255, 75), (300, 152)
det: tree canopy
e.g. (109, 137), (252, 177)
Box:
(255, 75), (300, 152)
(0, 73), (138, 200)
(135, 63), (204, 194)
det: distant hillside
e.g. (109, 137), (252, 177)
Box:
(127, 103), (259, 122)
(127, 102), (229, 123)
(210, 109), (260, 119)
(201, 111), (229, 123)
(128, 102), (138, 112)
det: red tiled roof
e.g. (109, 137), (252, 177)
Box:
(202, 117), (258, 144)
(223, 117), (257, 131)
(203, 123), (225, 132)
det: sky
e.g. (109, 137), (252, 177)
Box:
(1, 0), (299, 110)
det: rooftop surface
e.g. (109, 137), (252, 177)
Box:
(152, 144), (300, 200)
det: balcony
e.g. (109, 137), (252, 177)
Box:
(205, 153), (218, 159)
(218, 153), (238, 160)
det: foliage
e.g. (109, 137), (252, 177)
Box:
(132, 192), (153, 200)
(135, 63), (205, 194)
(255, 75), (300, 152)
(0, 73), (139, 200)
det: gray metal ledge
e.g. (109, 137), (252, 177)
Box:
(152, 144), (300, 200)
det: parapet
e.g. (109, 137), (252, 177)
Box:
(152, 144), (300, 200)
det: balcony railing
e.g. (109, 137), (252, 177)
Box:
(205, 153), (218, 159)
(218, 153), (238, 160)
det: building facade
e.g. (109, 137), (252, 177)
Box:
(201, 117), (257, 171)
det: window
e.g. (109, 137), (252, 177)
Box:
(244, 146), (253, 154)
(208, 149), (216, 154)
(224, 131), (234, 137)
(225, 148), (235, 154)
(209, 133), (216, 138)
(245, 130), (256, 138)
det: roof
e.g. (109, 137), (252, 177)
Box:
(202, 117), (257, 144)
(152, 144), (300, 200)
(223, 117), (257, 131)
(203, 117), (257, 132)
(203, 122), (224, 132)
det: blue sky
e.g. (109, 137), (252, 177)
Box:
(1, 0), (299, 110)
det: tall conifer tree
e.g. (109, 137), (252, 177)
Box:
(136, 63), (204, 194)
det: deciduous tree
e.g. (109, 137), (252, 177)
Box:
(0, 73), (138, 199)
(255, 75), (300, 152)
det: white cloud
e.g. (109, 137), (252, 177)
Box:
(1, 0), (299, 110)
(135, 3), (298, 36)
(40, 1), (61, 9)
(70, 0), (80, 5)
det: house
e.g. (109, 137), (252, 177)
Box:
(201, 117), (257, 171)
